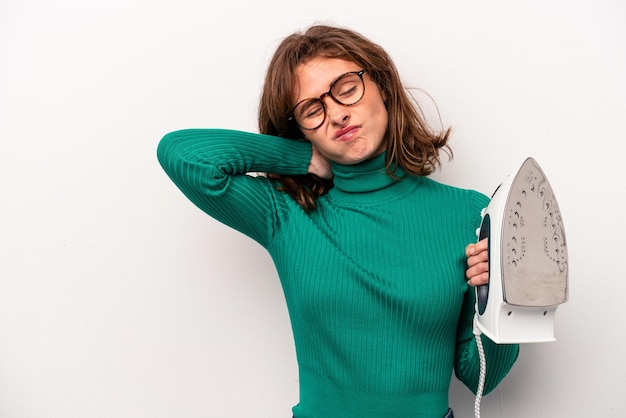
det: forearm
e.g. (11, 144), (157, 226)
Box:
(157, 129), (312, 179)
(455, 331), (519, 395)
(454, 287), (519, 395)
(157, 128), (312, 245)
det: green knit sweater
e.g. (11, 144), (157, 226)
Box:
(157, 129), (519, 418)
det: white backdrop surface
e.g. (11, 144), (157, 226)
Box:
(1, 0), (624, 417)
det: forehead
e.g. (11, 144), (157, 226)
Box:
(293, 57), (361, 102)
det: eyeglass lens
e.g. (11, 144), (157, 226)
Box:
(293, 71), (365, 130)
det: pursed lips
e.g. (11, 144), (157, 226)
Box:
(334, 125), (360, 141)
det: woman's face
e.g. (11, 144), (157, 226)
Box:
(292, 57), (389, 165)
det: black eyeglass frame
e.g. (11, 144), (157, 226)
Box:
(288, 70), (367, 131)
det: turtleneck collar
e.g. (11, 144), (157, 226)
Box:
(328, 152), (419, 205)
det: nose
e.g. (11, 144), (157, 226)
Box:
(322, 95), (350, 126)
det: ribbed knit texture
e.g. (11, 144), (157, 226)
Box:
(157, 129), (519, 418)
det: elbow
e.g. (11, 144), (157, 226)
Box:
(157, 130), (183, 169)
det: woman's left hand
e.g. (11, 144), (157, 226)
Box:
(465, 238), (489, 286)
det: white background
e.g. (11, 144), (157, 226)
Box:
(1, 0), (624, 417)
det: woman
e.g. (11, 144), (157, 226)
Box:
(157, 24), (518, 418)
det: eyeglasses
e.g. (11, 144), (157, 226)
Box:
(289, 70), (366, 130)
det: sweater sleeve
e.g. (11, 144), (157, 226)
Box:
(453, 190), (520, 395)
(156, 128), (312, 247)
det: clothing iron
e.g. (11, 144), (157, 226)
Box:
(475, 157), (569, 343)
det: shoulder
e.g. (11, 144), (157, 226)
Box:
(419, 178), (488, 238)
(422, 177), (489, 206)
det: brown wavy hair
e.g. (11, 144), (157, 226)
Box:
(258, 24), (452, 211)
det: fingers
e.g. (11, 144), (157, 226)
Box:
(466, 266), (489, 286)
(307, 146), (333, 179)
(466, 244), (488, 274)
(466, 237), (489, 286)
(465, 237), (488, 257)
(467, 248), (488, 265)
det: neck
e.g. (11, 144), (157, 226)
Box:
(329, 153), (417, 204)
